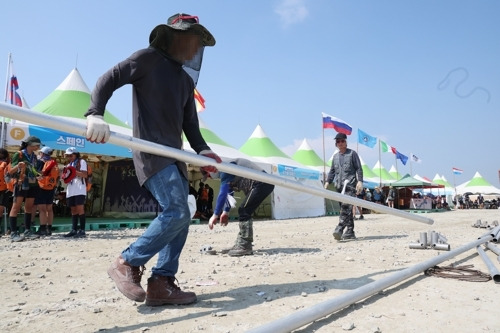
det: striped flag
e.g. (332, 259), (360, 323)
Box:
(322, 112), (352, 135)
(194, 88), (205, 112)
(380, 140), (395, 153)
(9, 75), (22, 107)
(452, 167), (463, 175)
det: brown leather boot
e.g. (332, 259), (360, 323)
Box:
(107, 255), (146, 302)
(145, 275), (197, 306)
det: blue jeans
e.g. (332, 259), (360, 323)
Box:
(122, 164), (190, 277)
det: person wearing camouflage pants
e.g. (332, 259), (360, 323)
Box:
(207, 158), (274, 256)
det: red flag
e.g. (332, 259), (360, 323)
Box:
(194, 88), (205, 112)
(9, 75), (22, 107)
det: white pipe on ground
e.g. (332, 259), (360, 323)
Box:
(247, 233), (494, 333)
(476, 245), (500, 283)
(0, 102), (433, 225)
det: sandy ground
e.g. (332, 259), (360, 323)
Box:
(1, 209), (500, 333)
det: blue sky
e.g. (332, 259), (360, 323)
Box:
(2, 0), (499, 187)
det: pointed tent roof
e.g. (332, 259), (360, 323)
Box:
(440, 176), (454, 188)
(7, 68), (132, 158)
(183, 117), (251, 161)
(372, 161), (395, 183)
(414, 174), (434, 183)
(292, 139), (327, 172)
(456, 172), (500, 195)
(389, 165), (402, 180)
(429, 174), (455, 195)
(33, 68), (130, 131)
(239, 125), (304, 167)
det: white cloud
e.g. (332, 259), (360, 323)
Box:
(275, 0), (309, 27)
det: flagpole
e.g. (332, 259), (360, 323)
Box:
(378, 140), (382, 187)
(322, 117), (326, 183)
(3, 53), (11, 103)
(1, 53), (12, 149)
(394, 154), (399, 180)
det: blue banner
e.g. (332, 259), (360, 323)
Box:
(29, 125), (132, 158)
(277, 164), (320, 180)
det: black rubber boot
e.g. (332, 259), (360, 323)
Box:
(333, 225), (344, 240)
(342, 228), (356, 240)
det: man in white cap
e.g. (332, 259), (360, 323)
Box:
(324, 133), (363, 240)
(85, 13), (221, 306)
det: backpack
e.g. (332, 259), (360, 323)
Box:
(4, 150), (25, 193)
(76, 159), (93, 192)
(0, 161), (8, 191)
(38, 159), (59, 190)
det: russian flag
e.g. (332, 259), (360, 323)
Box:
(322, 112), (352, 135)
(452, 167), (463, 175)
(10, 75), (22, 107)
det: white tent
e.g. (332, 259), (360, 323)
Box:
(456, 172), (500, 195)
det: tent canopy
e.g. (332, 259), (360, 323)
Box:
(456, 171), (500, 195)
(390, 173), (444, 189)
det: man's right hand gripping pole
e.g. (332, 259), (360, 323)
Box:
(86, 115), (111, 143)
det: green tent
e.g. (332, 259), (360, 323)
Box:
(390, 173), (443, 189)
(240, 124), (304, 167)
(33, 68), (129, 128)
(292, 139), (327, 172)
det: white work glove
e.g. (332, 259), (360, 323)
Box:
(356, 181), (363, 194)
(86, 115), (110, 143)
(199, 149), (222, 174)
(208, 211), (229, 230)
(324, 182), (329, 189)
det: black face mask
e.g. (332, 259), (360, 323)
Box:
(149, 26), (204, 86)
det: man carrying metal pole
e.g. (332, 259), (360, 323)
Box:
(84, 13), (222, 306)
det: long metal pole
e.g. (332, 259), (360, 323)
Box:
(484, 242), (500, 263)
(247, 233), (494, 333)
(0, 102), (434, 225)
(476, 245), (500, 283)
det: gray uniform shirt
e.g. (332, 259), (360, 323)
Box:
(86, 47), (210, 186)
(326, 148), (363, 191)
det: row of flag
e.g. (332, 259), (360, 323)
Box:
(322, 112), (463, 174)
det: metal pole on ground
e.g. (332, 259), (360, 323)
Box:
(0, 102), (433, 225)
(476, 245), (500, 283)
(247, 233), (495, 333)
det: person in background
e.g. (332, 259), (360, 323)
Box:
(205, 183), (214, 215)
(8, 136), (42, 242)
(373, 186), (384, 204)
(85, 13), (221, 306)
(62, 147), (88, 238)
(324, 133), (363, 240)
(208, 158), (274, 256)
(387, 185), (396, 208)
(35, 146), (59, 236)
(0, 148), (11, 234)
(365, 188), (372, 202)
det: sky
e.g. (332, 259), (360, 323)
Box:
(2, 0), (499, 187)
